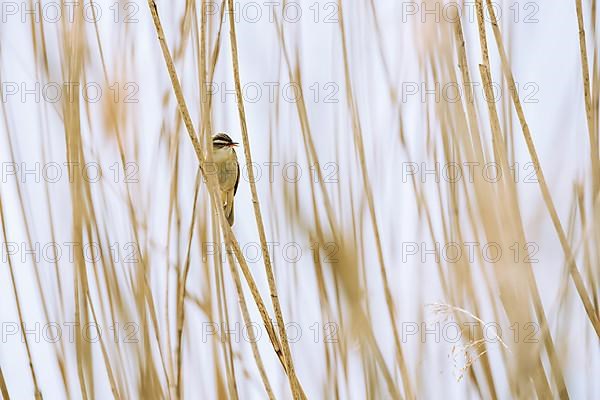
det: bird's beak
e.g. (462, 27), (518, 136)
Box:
(230, 142), (239, 147)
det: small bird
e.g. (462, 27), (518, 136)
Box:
(211, 133), (240, 226)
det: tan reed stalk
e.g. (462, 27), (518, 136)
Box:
(0, 367), (9, 400)
(0, 197), (43, 400)
(468, 4), (568, 396)
(484, 0), (600, 338)
(224, 244), (277, 400)
(574, 0), (600, 195)
(336, 1), (414, 397)
(145, 3), (304, 398)
(225, 0), (307, 398)
(175, 171), (202, 396)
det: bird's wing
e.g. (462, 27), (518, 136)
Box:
(226, 190), (235, 226)
(234, 161), (240, 195)
(222, 189), (234, 226)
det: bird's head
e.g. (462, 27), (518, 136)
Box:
(212, 133), (239, 149)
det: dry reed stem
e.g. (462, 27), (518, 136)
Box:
(224, 245), (277, 400)
(225, 0), (306, 398)
(272, 18), (339, 237)
(175, 172), (202, 396)
(447, 8), (547, 397)
(0, 198), (43, 400)
(484, 0), (600, 338)
(574, 0), (600, 195)
(86, 3), (175, 394)
(2, 0), (596, 398)
(145, 2), (304, 398)
(474, 5), (558, 396)
(192, 5), (239, 397)
(337, 1), (414, 398)
(0, 367), (9, 400)
(217, 255), (240, 400)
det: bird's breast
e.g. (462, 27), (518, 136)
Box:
(212, 148), (238, 190)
